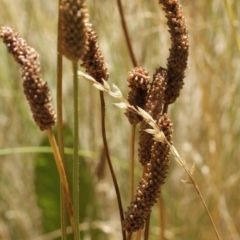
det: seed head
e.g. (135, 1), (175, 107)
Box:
(0, 26), (56, 131)
(138, 68), (168, 166)
(159, 0), (189, 104)
(125, 67), (151, 125)
(123, 114), (173, 232)
(81, 27), (109, 83)
(60, 0), (89, 61)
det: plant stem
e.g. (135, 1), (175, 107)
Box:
(169, 144), (221, 240)
(136, 230), (142, 240)
(72, 61), (80, 240)
(57, 0), (67, 238)
(158, 191), (164, 240)
(144, 214), (150, 240)
(99, 91), (126, 240)
(46, 128), (75, 238)
(116, 0), (137, 67)
(130, 124), (136, 201)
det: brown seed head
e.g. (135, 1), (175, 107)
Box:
(81, 27), (109, 83)
(60, 0), (89, 61)
(138, 68), (168, 166)
(159, 0), (189, 104)
(125, 67), (151, 125)
(0, 26), (56, 131)
(122, 114), (173, 232)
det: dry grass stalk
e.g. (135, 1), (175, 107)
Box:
(0, 26), (56, 131)
(125, 67), (151, 125)
(59, 0), (89, 61)
(159, 0), (189, 104)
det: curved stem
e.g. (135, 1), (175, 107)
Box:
(169, 144), (222, 240)
(99, 91), (126, 240)
(116, 0), (137, 67)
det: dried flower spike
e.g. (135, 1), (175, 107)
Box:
(138, 68), (168, 166)
(60, 0), (89, 61)
(125, 67), (151, 125)
(122, 114), (173, 232)
(159, 0), (189, 104)
(81, 27), (109, 83)
(0, 26), (56, 130)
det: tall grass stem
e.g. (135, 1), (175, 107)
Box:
(72, 61), (80, 240)
(57, 0), (67, 238)
(46, 128), (75, 237)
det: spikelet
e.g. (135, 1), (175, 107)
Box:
(0, 26), (56, 131)
(122, 114), (173, 232)
(59, 0), (89, 61)
(159, 0), (189, 104)
(125, 67), (151, 125)
(81, 27), (109, 83)
(138, 68), (168, 166)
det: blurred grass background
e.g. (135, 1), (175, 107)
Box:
(0, 0), (240, 239)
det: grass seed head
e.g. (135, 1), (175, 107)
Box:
(138, 67), (168, 165)
(60, 0), (89, 61)
(125, 67), (151, 125)
(123, 114), (173, 232)
(159, 0), (189, 104)
(81, 27), (109, 83)
(0, 26), (56, 131)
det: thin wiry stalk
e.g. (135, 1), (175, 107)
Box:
(158, 191), (164, 240)
(72, 61), (80, 240)
(116, 0), (137, 67)
(168, 144), (222, 240)
(47, 129), (75, 238)
(57, 0), (67, 238)
(130, 124), (136, 201)
(99, 91), (126, 240)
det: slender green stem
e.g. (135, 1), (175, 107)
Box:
(72, 61), (80, 240)
(57, 0), (67, 238)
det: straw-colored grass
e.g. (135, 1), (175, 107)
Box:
(0, 0), (239, 239)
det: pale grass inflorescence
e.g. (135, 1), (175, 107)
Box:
(78, 70), (190, 172)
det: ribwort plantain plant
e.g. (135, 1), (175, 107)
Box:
(1, 0), (232, 239)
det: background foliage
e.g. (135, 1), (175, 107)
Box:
(0, 0), (239, 239)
